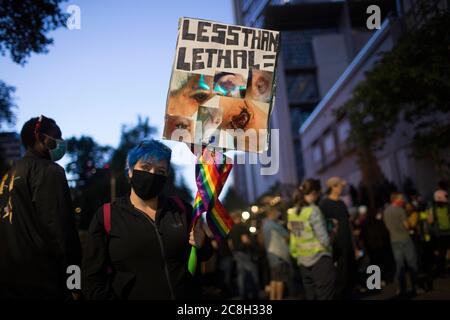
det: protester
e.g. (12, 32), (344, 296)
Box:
(81, 140), (212, 299)
(384, 192), (419, 296)
(361, 209), (394, 285)
(429, 187), (450, 277)
(217, 235), (234, 298)
(0, 116), (81, 299)
(262, 206), (291, 300)
(319, 176), (355, 299)
(228, 211), (259, 299)
(412, 197), (435, 291)
(288, 179), (334, 300)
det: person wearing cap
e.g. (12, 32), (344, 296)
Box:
(429, 184), (450, 277)
(384, 192), (419, 296)
(0, 116), (81, 299)
(319, 176), (355, 299)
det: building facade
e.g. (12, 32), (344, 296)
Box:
(0, 132), (23, 168)
(232, 0), (396, 202)
(300, 0), (450, 201)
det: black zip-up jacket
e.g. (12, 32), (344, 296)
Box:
(0, 150), (82, 299)
(81, 194), (213, 300)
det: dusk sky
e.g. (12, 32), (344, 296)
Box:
(0, 0), (235, 196)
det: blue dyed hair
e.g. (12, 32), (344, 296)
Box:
(126, 139), (172, 171)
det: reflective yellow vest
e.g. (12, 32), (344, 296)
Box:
(288, 206), (329, 258)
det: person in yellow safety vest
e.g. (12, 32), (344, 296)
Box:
(287, 178), (335, 300)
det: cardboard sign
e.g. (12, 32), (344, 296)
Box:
(163, 18), (280, 153)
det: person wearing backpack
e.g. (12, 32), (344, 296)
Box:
(81, 139), (212, 300)
(287, 179), (334, 300)
(0, 116), (81, 299)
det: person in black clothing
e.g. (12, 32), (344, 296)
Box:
(81, 140), (212, 300)
(0, 116), (81, 299)
(228, 211), (259, 299)
(319, 176), (355, 299)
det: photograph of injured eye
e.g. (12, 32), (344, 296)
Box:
(213, 71), (247, 98)
(163, 115), (194, 143)
(196, 106), (223, 145)
(245, 69), (274, 103)
(218, 97), (269, 131)
(167, 71), (214, 117)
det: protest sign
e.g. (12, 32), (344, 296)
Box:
(163, 18), (280, 153)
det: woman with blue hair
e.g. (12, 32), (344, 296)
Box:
(81, 139), (212, 300)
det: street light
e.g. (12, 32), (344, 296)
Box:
(249, 226), (256, 233)
(251, 205), (259, 214)
(241, 211), (250, 221)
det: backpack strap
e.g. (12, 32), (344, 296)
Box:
(102, 203), (114, 275)
(103, 203), (111, 235)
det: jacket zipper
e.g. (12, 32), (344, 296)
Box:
(139, 211), (176, 300)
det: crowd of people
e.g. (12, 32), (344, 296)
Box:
(0, 116), (449, 300)
(216, 177), (450, 300)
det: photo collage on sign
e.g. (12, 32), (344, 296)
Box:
(163, 68), (274, 152)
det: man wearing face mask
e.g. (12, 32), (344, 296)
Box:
(0, 116), (81, 299)
(81, 139), (212, 300)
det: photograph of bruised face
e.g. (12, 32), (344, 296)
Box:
(197, 106), (222, 145)
(213, 72), (247, 98)
(167, 71), (214, 117)
(163, 115), (194, 143)
(245, 69), (273, 103)
(219, 97), (268, 132)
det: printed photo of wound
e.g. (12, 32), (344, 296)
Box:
(163, 115), (195, 143)
(196, 106), (223, 146)
(167, 71), (214, 118)
(218, 97), (269, 131)
(245, 69), (274, 103)
(213, 71), (247, 99)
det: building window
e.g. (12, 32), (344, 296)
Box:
(281, 31), (316, 69)
(312, 142), (323, 171)
(243, 0), (268, 25)
(281, 29), (338, 69)
(337, 119), (352, 152)
(253, 15), (265, 28)
(242, 0), (254, 12)
(323, 130), (336, 164)
(286, 73), (319, 103)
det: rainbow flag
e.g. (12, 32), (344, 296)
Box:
(188, 148), (233, 274)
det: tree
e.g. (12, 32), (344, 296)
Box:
(0, 81), (16, 129)
(65, 136), (112, 229)
(0, 0), (68, 65)
(66, 136), (112, 189)
(338, 12), (450, 211)
(0, 0), (68, 130)
(110, 116), (158, 173)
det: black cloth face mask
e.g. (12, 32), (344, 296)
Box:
(130, 169), (167, 200)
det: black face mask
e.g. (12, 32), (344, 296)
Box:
(130, 169), (167, 200)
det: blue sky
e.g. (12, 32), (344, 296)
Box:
(0, 0), (235, 196)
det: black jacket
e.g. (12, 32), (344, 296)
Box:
(81, 194), (212, 300)
(0, 150), (81, 299)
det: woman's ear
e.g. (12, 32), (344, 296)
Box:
(128, 169), (133, 179)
